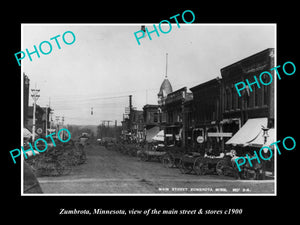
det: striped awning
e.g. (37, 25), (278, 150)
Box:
(226, 118), (268, 146)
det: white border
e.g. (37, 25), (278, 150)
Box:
(21, 23), (277, 196)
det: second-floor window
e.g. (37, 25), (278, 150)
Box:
(153, 112), (158, 123)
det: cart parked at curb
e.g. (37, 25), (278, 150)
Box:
(137, 143), (166, 162)
(161, 146), (187, 168)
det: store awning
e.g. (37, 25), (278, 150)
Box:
(145, 126), (160, 142)
(152, 130), (164, 142)
(23, 128), (32, 138)
(225, 118), (268, 146)
(248, 128), (275, 148)
(23, 127), (38, 138)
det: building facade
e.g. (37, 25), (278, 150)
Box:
(161, 87), (193, 147)
(143, 105), (159, 128)
(190, 77), (222, 154)
(220, 48), (275, 129)
(24, 73), (30, 127)
(220, 48), (275, 160)
(131, 110), (144, 141)
(27, 105), (51, 136)
(157, 76), (173, 124)
(142, 104), (159, 142)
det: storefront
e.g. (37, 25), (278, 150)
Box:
(225, 117), (275, 176)
(190, 78), (222, 154)
(220, 48), (275, 158)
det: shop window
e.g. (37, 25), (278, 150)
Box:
(254, 85), (259, 107)
(223, 90), (227, 111)
(245, 85), (250, 108)
(237, 91), (241, 109)
(263, 85), (269, 106)
(153, 112), (158, 123)
(225, 87), (231, 111)
(231, 86), (235, 110)
(260, 73), (270, 106)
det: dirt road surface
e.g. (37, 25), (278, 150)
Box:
(37, 144), (275, 194)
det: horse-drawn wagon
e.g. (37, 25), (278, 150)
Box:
(137, 143), (166, 162)
(215, 151), (264, 179)
(161, 146), (186, 168)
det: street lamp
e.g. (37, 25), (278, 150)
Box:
(261, 125), (270, 180)
(262, 125), (270, 153)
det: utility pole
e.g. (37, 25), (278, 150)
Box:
(31, 85), (40, 142)
(101, 120), (113, 138)
(45, 106), (48, 136)
(129, 95), (132, 134)
(46, 97), (51, 136)
(49, 108), (54, 131)
(55, 116), (60, 138)
(61, 116), (65, 139)
(101, 120), (112, 127)
(115, 120), (117, 139)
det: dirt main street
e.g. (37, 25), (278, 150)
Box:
(37, 144), (275, 194)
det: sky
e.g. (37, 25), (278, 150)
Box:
(22, 24), (275, 126)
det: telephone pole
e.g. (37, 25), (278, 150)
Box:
(115, 120), (117, 139)
(61, 116), (65, 139)
(101, 120), (112, 127)
(31, 85), (40, 142)
(55, 116), (60, 138)
(129, 95), (132, 133)
(45, 106), (48, 136)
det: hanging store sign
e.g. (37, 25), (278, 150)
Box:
(207, 132), (232, 137)
(235, 61), (296, 97)
(36, 128), (43, 134)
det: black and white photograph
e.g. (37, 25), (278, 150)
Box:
(4, 3), (299, 220)
(21, 23), (276, 195)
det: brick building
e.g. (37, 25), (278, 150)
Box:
(161, 87), (193, 147)
(143, 104), (159, 142)
(220, 48), (275, 155)
(190, 77), (222, 154)
(23, 73), (30, 127)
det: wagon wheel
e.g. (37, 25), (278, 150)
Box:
(35, 160), (50, 176)
(60, 160), (73, 175)
(62, 165), (72, 175)
(55, 161), (65, 176)
(193, 157), (208, 175)
(139, 152), (148, 161)
(162, 154), (174, 168)
(36, 165), (47, 176)
(42, 162), (56, 176)
(130, 149), (137, 157)
(159, 154), (166, 163)
(179, 158), (193, 174)
(244, 169), (257, 180)
(174, 157), (181, 168)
